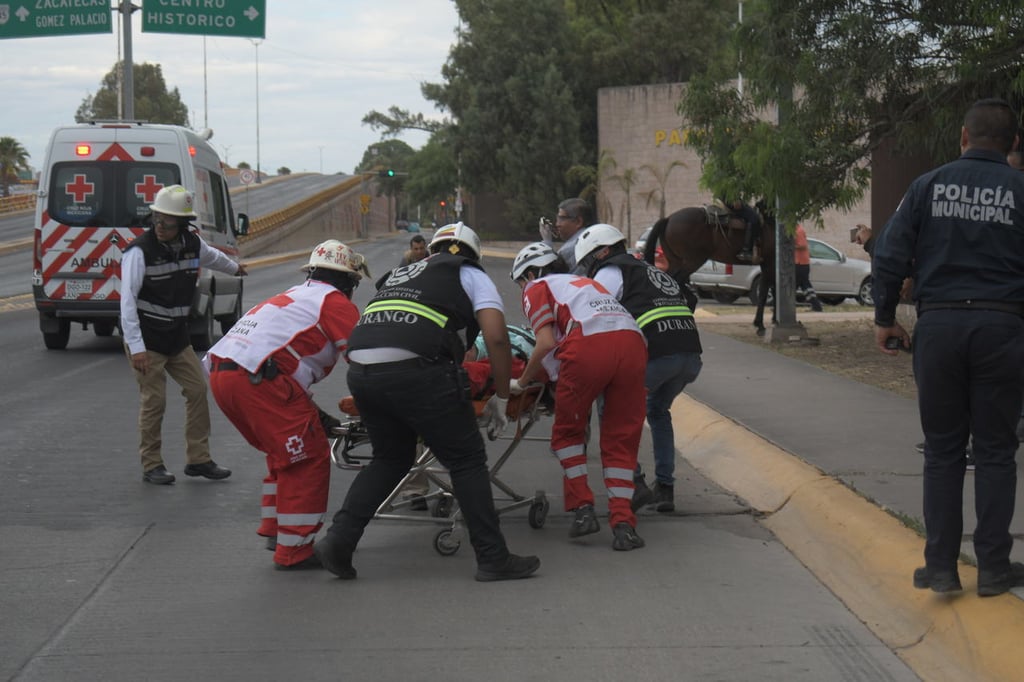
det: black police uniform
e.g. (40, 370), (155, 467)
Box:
(873, 148), (1024, 577)
(318, 253), (512, 568)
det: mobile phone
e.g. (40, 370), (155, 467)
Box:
(885, 336), (911, 352)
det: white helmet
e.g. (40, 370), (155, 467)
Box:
(511, 242), (558, 281)
(302, 240), (371, 279)
(429, 222), (482, 260)
(149, 184), (195, 217)
(574, 223), (626, 264)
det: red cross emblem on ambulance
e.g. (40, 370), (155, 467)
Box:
(135, 175), (164, 203)
(65, 174), (95, 203)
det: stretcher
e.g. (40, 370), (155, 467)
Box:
(329, 383), (552, 556)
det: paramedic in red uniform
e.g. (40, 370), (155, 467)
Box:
(204, 240), (368, 570)
(510, 242), (649, 551)
(120, 185), (245, 486)
(314, 223), (541, 582)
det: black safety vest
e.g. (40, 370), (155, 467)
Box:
(600, 253), (702, 358)
(349, 253), (481, 360)
(124, 229), (201, 355)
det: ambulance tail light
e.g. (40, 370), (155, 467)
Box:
(75, 144), (91, 157)
(725, 264), (733, 275)
(140, 146), (155, 157)
(33, 228), (42, 272)
(188, 145), (196, 157)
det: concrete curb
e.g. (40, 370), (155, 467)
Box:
(672, 394), (1024, 682)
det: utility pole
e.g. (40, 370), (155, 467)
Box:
(118, 2), (138, 120)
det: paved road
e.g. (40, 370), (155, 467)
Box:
(0, 234), (927, 682)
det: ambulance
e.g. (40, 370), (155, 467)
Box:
(31, 122), (249, 350)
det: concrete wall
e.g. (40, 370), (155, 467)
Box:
(596, 83), (874, 259)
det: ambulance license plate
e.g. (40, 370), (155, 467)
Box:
(65, 280), (92, 298)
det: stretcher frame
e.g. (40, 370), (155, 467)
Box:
(329, 384), (552, 556)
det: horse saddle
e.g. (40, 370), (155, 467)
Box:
(703, 204), (743, 231)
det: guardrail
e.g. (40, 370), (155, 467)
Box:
(0, 194), (35, 215)
(238, 174), (368, 244)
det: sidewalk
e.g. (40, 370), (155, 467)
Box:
(678, 324), (1024, 681)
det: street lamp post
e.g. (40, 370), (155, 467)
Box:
(251, 39), (263, 183)
(318, 145), (326, 174)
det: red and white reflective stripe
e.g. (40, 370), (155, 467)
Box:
(39, 210), (145, 300)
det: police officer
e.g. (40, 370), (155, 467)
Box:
(873, 98), (1024, 597)
(729, 198), (762, 262)
(313, 223), (540, 582)
(121, 185), (246, 485)
(575, 224), (703, 513)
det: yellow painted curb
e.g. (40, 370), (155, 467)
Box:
(673, 394), (1024, 682)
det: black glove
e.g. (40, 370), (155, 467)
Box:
(317, 406), (342, 434)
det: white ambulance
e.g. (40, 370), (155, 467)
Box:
(31, 122), (249, 350)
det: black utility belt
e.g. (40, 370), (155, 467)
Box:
(917, 300), (1024, 317)
(211, 357), (280, 384)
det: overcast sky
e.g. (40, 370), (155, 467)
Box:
(0, 1), (460, 176)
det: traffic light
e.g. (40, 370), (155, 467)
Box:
(378, 169), (395, 178)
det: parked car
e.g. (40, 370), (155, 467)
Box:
(690, 237), (873, 306)
(634, 225), (654, 252)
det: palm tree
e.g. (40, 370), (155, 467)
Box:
(607, 166), (640, 242)
(0, 137), (31, 198)
(566, 148), (618, 222)
(639, 160), (686, 219)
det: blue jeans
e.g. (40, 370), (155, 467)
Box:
(640, 352), (703, 485)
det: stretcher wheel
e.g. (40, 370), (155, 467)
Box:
(528, 494), (549, 529)
(434, 529), (461, 556)
(432, 495), (454, 518)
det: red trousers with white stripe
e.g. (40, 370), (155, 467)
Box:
(551, 329), (647, 528)
(209, 368), (330, 567)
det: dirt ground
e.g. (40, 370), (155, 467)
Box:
(702, 314), (918, 401)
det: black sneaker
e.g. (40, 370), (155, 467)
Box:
(977, 561), (1024, 597)
(475, 553), (541, 582)
(274, 553), (323, 571)
(184, 461), (232, 480)
(651, 481), (675, 512)
(736, 249), (753, 262)
(313, 537), (357, 580)
(612, 523), (645, 551)
(263, 536), (276, 552)
(142, 465), (175, 485)
(569, 504), (600, 538)
(912, 566), (962, 593)
(630, 477), (655, 512)
(915, 442), (925, 454)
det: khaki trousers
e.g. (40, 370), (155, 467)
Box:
(127, 345), (213, 472)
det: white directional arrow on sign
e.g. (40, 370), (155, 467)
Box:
(244, 6), (260, 21)
(16, 6), (30, 21)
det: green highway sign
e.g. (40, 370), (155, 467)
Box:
(0, 1), (112, 39)
(142, 0), (266, 39)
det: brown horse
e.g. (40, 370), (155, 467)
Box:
(642, 202), (777, 334)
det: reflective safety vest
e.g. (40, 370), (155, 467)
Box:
(602, 253), (702, 358)
(125, 228), (201, 355)
(348, 253), (480, 360)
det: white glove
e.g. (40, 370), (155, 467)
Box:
(538, 216), (556, 242)
(479, 395), (509, 439)
(509, 378), (526, 395)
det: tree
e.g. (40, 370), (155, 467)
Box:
(0, 137), (31, 198)
(680, 0), (1024, 226)
(639, 160), (686, 219)
(75, 62), (188, 124)
(277, 166), (292, 176)
(237, 161), (251, 170)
